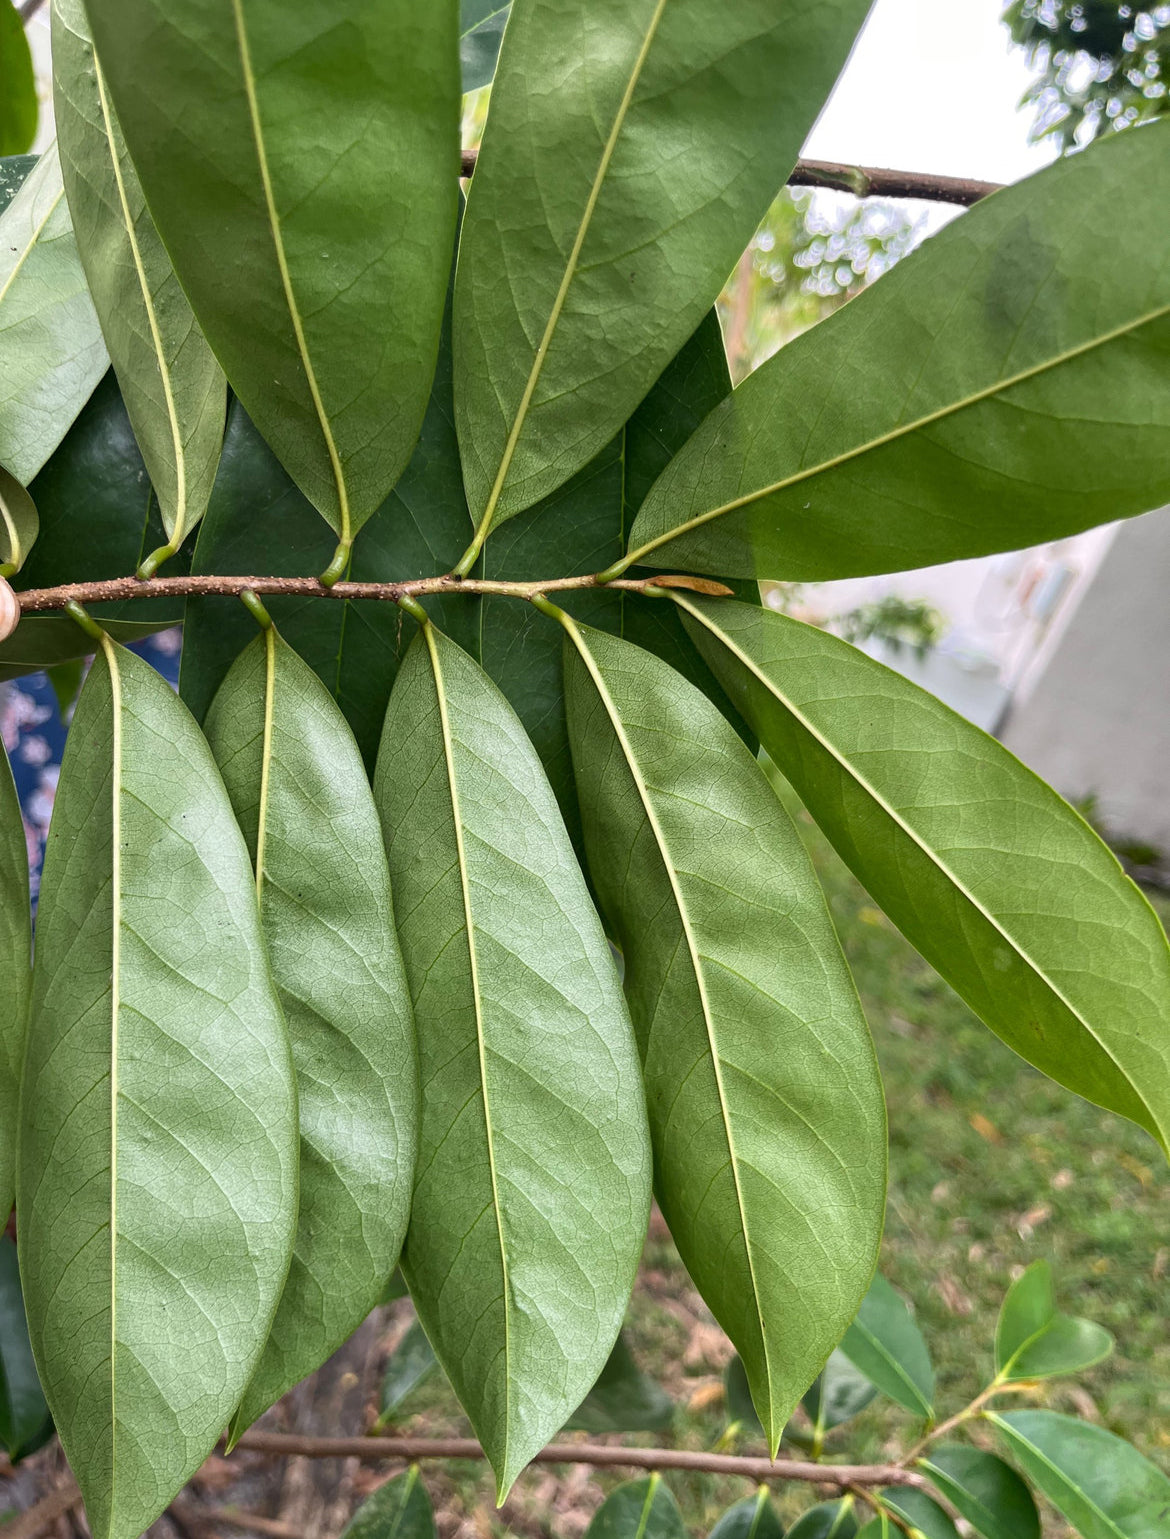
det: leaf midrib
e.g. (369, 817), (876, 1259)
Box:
(473, 0), (669, 538)
(99, 634), (123, 1504)
(676, 596), (1163, 1144)
(627, 298), (1170, 568)
(253, 627), (277, 903)
(562, 614), (773, 1434)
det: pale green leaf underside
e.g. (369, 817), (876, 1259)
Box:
(628, 120), (1170, 580)
(0, 144), (108, 485)
(0, 464), (37, 575)
(374, 626), (650, 1496)
(455, 0), (871, 532)
(17, 641), (298, 1539)
(87, 0), (460, 546)
(53, 0), (226, 551)
(0, 743), (30, 1220)
(205, 629), (417, 1438)
(562, 620), (885, 1450)
(680, 597), (1170, 1153)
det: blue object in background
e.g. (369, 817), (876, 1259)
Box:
(1, 630), (183, 905)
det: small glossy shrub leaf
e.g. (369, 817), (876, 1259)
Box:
(88, 0), (460, 553)
(879, 1488), (960, 1539)
(460, 0), (509, 91)
(0, 738), (30, 1219)
(995, 1261), (1113, 1382)
(724, 1353), (762, 1435)
(566, 1331), (673, 1434)
(0, 466), (37, 576)
(378, 1318), (439, 1423)
(0, 144), (108, 484)
(562, 620), (885, 1450)
(627, 120), (1170, 579)
(919, 1444), (1040, 1539)
(0, 1232), (52, 1462)
(584, 1477), (687, 1539)
(0, 2), (37, 155)
(853, 1519), (890, 1539)
(709, 1490), (784, 1539)
(205, 630), (418, 1438)
(342, 1467), (436, 1539)
(838, 1275), (934, 1418)
(52, 0), (226, 556)
(802, 1349), (879, 1433)
(991, 1410), (1170, 1539)
(454, 0), (872, 532)
(374, 626), (650, 1496)
(17, 640), (298, 1539)
(681, 597), (1170, 1153)
(787, 1502), (859, 1539)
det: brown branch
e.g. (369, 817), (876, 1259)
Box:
(460, 146), (1000, 206)
(2, 1481), (82, 1539)
(170, 1501), (303, 1539)
(233, 1430), (930, 1492)
(13, 571), (732, 617)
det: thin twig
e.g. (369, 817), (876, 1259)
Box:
(2, 1481), (82, 1539)
(459, 146), (1000, 206)
(232, 1430), (930, 1491)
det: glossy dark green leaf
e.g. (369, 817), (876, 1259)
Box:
(878, 1488), (960, 1539)
(0, 1235), (52, 1461)
(919, 1444), (1040, 1539)
(0, 735), (29, 1220)
(0, 616), (173, 684)
(562, 620), (885, 1450)
(565, 1331), (673, 1434)
(460, 0), (508, 90)
(454, 0), (871, 540)
(853, 1518), (890, 1539)
(45, 657), (85, 721)
(0, 144), (107, 484)
(0, 2), (36, 156)
(341, 1467), (436, 1539)
(0, 465), (37, 576)
(53, 0), (226, 559)
(680, 597), (1170, 1153)
(89, 0), (460, 560)
(709, 1489), (784, 1539)
(786, 1502), (858, 1539)
(625, 122), (1170, 580)
(377, 1318), (439, 1423)
(17, 639), (298, 1539)
(584, 1477), (687, 1539)
(724, 1353), (762, 1435)
(995, 1261), (1113, 1382)
(374, 625), (650, 1496)
(991, 1410), (1170, 1539)
(205, 629), (417, 1439)
(837, 1275), (933, 1418)
(802, 1349), (879, 1435)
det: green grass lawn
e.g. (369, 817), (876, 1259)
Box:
(371, 800), (1169, 1538)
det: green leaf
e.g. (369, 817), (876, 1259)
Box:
(341, 1467), (436, 1539)
(561, 619), (885, 1450)
(991, 1410), (1170, 1539)
(709, 1490), (784, 1539)
(0, 1235), (53, 1462)
(378, 1318), (439, 1423)
(454, 0), (872, 539)
(0, 143), (108, 485)
(0, 2), (36, 155)
(460, 0), (509, 91)
(0, 466), (37, 577)
(802, 1349), (879, 1434)
(679, 596), (1170, 1153)
(995, 1261), (1113, 1382)
(565, 1331), (673, 1434)
(0, 616), (174, 684)
(878, 1489), (960, 1539)
(0, 152), (37, 210)
(0, 741), (29, 1220)
(724, 1353), (762, 1436)
(787, 1502), (859, 1539)
(52, 0), (226, 559)
(17, 639), (299, 1539)
(625, 120), (1170, 580)
(205, 629), (417, 1439)
(918, 1444), (1039, 1539)
(45, 657), (85, 721)
(373, 625), (650, 1497)
(853, 1519), (891, 1539)
(88, 0), (460, 559)
(584, 1477), (687, 1539)
(837, 1275), (934, 1419)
